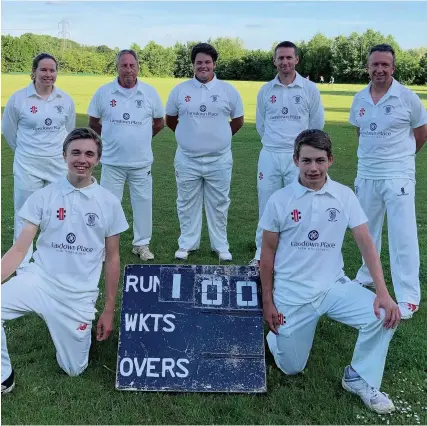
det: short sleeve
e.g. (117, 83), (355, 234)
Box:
(229, 86), (244, 119)
(18, 189), (45, 226)
(347, 190), (368, 229)
(258, 196), (281, 233)
(106, 196), (129, 237)
(409, 92), (427, 129)
(150, 87), (165, 118)
(349, 96), (359, 127)
(87, 88), (102, 118)
(165, 86), (179, 116)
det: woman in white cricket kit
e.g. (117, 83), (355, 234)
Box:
(1, 128), (128, 395)
(251, 41), (324, 265)
(349, 44), (427, 320)
(165, 43), (244, 261)
(2, 53), (76, 271)
(260, 129), (400, 414)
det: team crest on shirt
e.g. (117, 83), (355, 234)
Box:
(270, 95), (277, 103)
(185, 95), (191, 102)
(326, 208), (340, 222)
(210, 95), (219, 102)
(383, 105), (394, 115)
(282, 107), (289, 115)
(135, 99), (144, 108)
(110, 99), (117, 107)
(292, 95), (302, 104)
(291, 209), (301, 222)
(359, 108), (365, 117)
(30, 106), (38, 114)
(54, 105), (64, 114)
(45, 118), (52, 126)
(85, 213), (99, 226)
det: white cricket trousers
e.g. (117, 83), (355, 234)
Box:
(255, 148), (298, 259)
(267, 278), (396, 389)
(174, 148), (232, 252)
(354, 177), (420, 305)
(1, 272), (95, 382)
(13, 153), (67, 270)
(101, 164), (152, 246)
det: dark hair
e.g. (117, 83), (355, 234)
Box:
(116, 49), (139, 67)
(274, 41), (298, 57)
(31, 53), (58, 81)
(368, 44), (396, 65)
(294, 129), (332, 159)
(191, 43), (218, 64)
(63, 127), (102, 158)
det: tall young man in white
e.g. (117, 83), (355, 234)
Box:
(2, 53), (76, 271)
(260, 129), (400, 414)
(165, 43), (244, 261)
(349, 44), (427, 319)
(88, 49), (164, 261)
(251, 41), (325, 266)
(1, 128), (128, 394)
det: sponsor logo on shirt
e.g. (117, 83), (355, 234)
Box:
(370, 122), (377, 131)
(397, 187), (409, 196)
(54, 105), (64, 114)
(360, 122), (391, 138)
(282, 107), (289, 115)
(123, 113), (130, 120)
(290, 229), (336, 251)
(291, 209), (301, 222)
(308, 230), (319, 241)
(45, 118), (52, 126)
(135, 99), (144, 108)
(200, 105), (207, 112)
(270, 95), (277, 104)
(30, 106), (38, 114)
(85, 213), (99, 226)
(269, 106), (301, 121)
(383, 105), (394, 115)
(259, 172), (264, 180)
(51, 233), (94, 255)
(110, 99), (117, 107)
(57, 208), (66, 220)
(210, 95), (219, 102)
(293, 95), (302, 104)
(185, 95), (191, 102)
(67, 232), (76, 244)
(76, 323), (88, 331)
(359, 108), (365, 117)
(326, 208), (340, 222)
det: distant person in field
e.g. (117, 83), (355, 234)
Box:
(349, 44), (427, 319)
(251, 41), (325, 266)
(1, 128), (128, 395)
(165, 43), (244, 261)
(88, 49), (164, 261)
(329, 76), (335, 85)
(1, 53), (76, 272)
(320, 75), (324, 84)
(260, 129), (400, 414)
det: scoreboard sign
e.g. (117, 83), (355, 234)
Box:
(116, 264), (266, 393)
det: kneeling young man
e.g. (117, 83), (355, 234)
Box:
(1, 128), (128, 394)
(260, 129), (400, 414)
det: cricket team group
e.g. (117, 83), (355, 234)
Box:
(1, 40), (426, 414)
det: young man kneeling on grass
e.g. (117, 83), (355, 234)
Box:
(260, 129), (400, 414)
(1, 128), (128, 394)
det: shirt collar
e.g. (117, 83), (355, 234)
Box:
(60, 176), (98, 198)
(112, 78), (144, 94)
(273, 72), (304, 88)
(360, 78), (400, 101)
(190, 75), (218, 90)
(26, 82), (63, 100)
(291, 174), (338, 199)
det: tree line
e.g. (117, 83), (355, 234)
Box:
(2, 30), (426, 85)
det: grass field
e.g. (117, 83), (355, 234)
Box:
(1, 74), (427, 425)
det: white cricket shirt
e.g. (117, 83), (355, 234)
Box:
(18, 177), (129, 312)
(165, 76), (244, 157)
(1, 82), (76, 157)
(349, 79), (427, 180)
(87, 78), (165, 168)
(256, 73), (325, 153)
(259, 176), (367, 306)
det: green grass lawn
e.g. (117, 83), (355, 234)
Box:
(1, 74), (427, 425)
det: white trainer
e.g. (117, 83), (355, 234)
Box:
(175, 248), (189, 260)
(342, 366), (395, 414)
(132, 245), (154, 261)
(398, 302), (419, 320)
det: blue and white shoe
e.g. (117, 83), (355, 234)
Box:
(342, 366), (395, 414)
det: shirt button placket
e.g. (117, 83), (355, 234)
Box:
(71, 191), (78, 224)
(312, 194), (319, 223)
